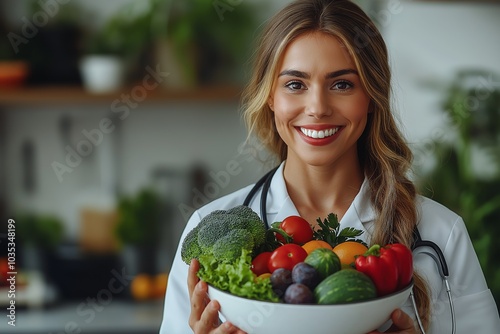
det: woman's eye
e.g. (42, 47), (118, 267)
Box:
(332, 81), (353, 91)
(285, 81), (305, 90)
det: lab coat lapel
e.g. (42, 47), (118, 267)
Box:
(341, 178), (376, 243)
(265, 162), (300, 224)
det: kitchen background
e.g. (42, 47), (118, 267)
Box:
(0, 0), (499, 333)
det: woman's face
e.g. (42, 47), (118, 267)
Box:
(269, 31), (371, 168)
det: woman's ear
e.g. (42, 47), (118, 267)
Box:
(268, 97), (274, 111)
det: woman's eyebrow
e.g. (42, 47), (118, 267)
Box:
(325, 69), (358, 79)
(278, 69), (309, 79)
(278, 68), (358, 79)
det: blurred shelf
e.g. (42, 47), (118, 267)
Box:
(0, 85), (243, 106)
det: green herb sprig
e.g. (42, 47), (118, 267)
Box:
(313, 213), (366, 248)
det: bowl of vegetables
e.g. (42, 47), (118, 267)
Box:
(208, 280), (413, 334)
(182, 206), (415, 334)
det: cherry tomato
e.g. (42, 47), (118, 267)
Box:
(268, 244), (308, 273)
(251, 252), (272, 276)
(276, 215), (313, 245)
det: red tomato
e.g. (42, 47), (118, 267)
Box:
(251, 252), (272, 276)
(276, 215), (313, 245)
(268, 244), (308, 273)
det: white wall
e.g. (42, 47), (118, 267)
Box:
(382, 1), (500, 172)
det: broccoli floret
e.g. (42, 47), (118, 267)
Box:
(227, 205), (266, 248)
(205, 209), (227, 217)
(245, 219), (267, 248)
(226, 205), (261, 222)
(212, 229), (254, 263)
(196, 210), (226, 230)
(181, 226), (203, 264)
(180, 206), (267, 265)
(198, 213), (245, 251)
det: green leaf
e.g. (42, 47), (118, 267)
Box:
(338, 227), (364, 238)
(312, 213), (365, 248)
(326, 213), (340, 229)
(197, 250), (279, 302)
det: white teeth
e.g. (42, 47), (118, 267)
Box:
(300, 127), (339, 139)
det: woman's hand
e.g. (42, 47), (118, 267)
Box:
(187, 259), (247, 334)
(368, 309), (418, 334)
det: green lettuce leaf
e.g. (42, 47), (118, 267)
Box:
(197, 249), (279, 302)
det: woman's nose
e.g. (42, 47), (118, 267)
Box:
(305, 89), (331, 119)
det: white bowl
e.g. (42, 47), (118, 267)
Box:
(208, 282), (413, 334)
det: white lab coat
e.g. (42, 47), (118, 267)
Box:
(160, 163), (500, 333)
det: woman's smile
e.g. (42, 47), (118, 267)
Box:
(296, 126), (343, 146)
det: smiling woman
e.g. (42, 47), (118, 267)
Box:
(160, 1), (500, 333)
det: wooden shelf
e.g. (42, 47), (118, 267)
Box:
(0, 85), (243, 105)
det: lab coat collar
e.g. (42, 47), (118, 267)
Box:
(351, 177), (376, 224)
(343, 177), (376, 242)
(265, 162), (299, 223)
(266, 161), (376, 236)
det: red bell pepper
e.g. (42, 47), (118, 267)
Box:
(384, 243), (413, 290)
(354, 244), (398, 296)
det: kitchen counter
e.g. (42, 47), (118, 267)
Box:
(0, 299), (163, 334)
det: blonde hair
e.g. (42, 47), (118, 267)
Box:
(242, 0), (430, 328)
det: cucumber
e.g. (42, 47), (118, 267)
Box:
(304, 248), (341, 280)
(314, 269), (376, 304)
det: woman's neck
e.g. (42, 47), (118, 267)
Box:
(283, 153), (364, 226)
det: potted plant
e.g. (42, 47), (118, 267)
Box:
(79, 0), (167, 93)
(163, 0), (260, 87)
(115, 188), (162, 275)
(16, 213), (64, 271)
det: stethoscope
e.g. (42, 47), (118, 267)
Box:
(243, 166), (456, 334)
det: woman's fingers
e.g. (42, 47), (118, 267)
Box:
(188, 280), (210, 329)
(191, 291), (245, 333)
(219, 321), (247, 334)
(199, 300), (221, 329)
(389, 309), (416, 332)
(187, 259), (208, 330)
(188, 258), (200, 300)
(187, 259), (247, 333)
(367, 309), (417, 334)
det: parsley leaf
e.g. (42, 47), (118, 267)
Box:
(312, 213), (367, 247)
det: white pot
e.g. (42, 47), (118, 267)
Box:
(79, 55), (125, 93)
